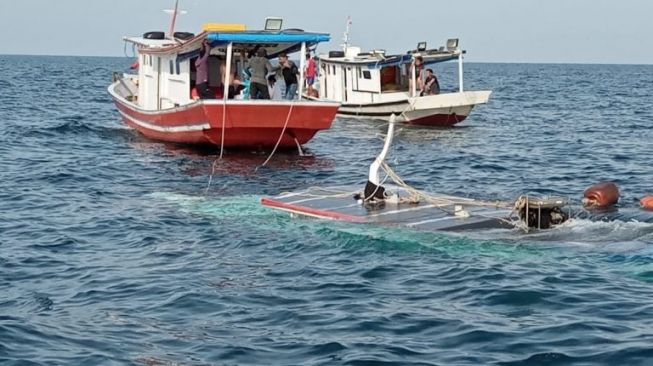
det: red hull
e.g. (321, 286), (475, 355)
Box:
(405, 113), (468, 126)
(112, 99), (339, 148)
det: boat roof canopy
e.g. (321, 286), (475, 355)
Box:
(127, 28), (330, 58)
(206, 30), (330, 44)
(321, 53), (459, 69)
(204, 30), (330, 58)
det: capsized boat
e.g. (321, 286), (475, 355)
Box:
(310, 25), (490, 126)
(109, 16), (339, 149)
(262, 115), (653, 232)
(262, 115), (573, 233)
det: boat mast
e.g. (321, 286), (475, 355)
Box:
(341, 16), (352, 52)
(167, 0), (180, 37)
(368, 114), (396, 187)
(458, 50), (464, 92)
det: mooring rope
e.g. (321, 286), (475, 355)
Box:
(257, 102), (295, 171)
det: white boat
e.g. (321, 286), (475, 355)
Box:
(311, 33), (491, 126)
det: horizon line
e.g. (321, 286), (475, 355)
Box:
(1, 52), (652, 67)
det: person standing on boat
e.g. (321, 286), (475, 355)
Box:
(408, 55), (425, 96)
(278, 53), (299, 100)
(195, 40), (214, 99)
(248, 48), (275, 99)
(305, 53), (317, 96)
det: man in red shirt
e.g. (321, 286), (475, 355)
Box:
(305, 53), (317, 96)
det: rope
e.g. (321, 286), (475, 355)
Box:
(384, 161), (508, 207)
(257, 102), (295, 170)
(205, 101), (227, 193)
(219, 102), (226, 159)
(205, 158), (221, 194)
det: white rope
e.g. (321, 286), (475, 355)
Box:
(205, 158), (220, 194)
(257, 102), (295, 170)
(219, 101), (226, 159)
(380, 160), (510, 209)
(205, 101), (227, 193)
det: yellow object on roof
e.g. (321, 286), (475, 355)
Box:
(202, 23), (247, 32)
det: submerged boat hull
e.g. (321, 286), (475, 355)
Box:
(261, 185), (516, 232)
(110, 91), (339, 148)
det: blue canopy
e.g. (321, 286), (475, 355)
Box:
(206, 31), (330, 43)
(322, 53), (458, 69)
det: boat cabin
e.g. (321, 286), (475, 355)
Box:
(317, 39), (465, 104)
(120, 19), (330, 111)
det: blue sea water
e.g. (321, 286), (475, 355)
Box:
(1, 54), (653, 365)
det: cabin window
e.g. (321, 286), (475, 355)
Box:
(169, 60), (174, 74)
(357, 67), (361, 79)
(362, 70), (372, 79)
(175, 60), (180, 75)
(332, 65), (336, 75)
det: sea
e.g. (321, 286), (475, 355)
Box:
(1, 54), (653, 365)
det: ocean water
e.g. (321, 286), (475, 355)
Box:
(1, 54), (653, 365)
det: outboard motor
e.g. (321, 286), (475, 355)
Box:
(514, 196), (570, 230)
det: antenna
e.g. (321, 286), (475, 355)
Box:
(341, 16), (352, 52)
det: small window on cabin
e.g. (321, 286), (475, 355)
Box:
(363, 70), (372, 79)
(175, 61), (180, 75)
(357, 67), (361, 78)
(332, 65), (336, 75)
(169, 60), (174, 74)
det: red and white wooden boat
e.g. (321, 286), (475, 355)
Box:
(109, 17), (339, 148)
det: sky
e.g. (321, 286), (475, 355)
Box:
(1, 0), (652, 64)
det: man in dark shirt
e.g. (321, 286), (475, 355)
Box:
(421, 68), (440, 96)
(278, 53), (298, 100)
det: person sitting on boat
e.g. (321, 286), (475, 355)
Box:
(421, 68), (440, 96)
(248, 48), (275, 99)
(195, 40), (214, 99)
(278, 53), (299, 100)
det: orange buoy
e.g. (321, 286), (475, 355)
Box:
(583, 182), (620, 208)
(641, 195), (653, 210)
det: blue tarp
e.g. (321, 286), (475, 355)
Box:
(206, 31), (330, 43)
(344, 54), (458, 69)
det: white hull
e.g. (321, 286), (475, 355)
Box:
(316, 91), (491, 125)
